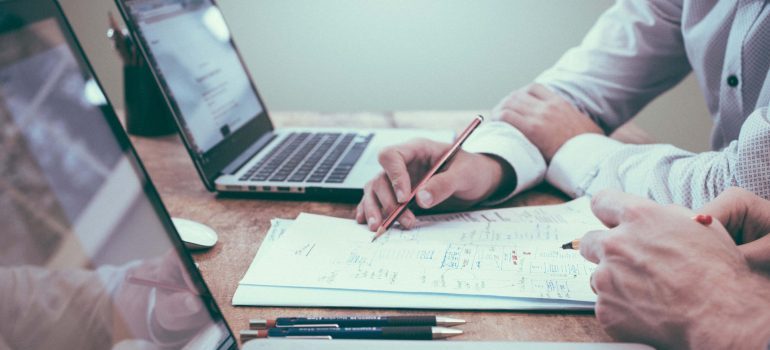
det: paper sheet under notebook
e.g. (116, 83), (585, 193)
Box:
(234, 198), (604, 309)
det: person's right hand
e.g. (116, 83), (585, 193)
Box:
(700, 187), (770, 273)
(356, 138), (513, 231)
(580, 190), (770, 349)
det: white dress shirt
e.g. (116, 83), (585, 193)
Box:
(464, 0), (770, 209)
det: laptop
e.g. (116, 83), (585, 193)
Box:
(114, 0), (454, 200)
(0, 1), (237, 348)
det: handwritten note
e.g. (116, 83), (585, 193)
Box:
(241, 200), (603, 302)
(419, 197), (601, 225)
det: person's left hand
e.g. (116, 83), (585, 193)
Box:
(580, 190), (770, 349)
(493, 83), (603, 162)
(699, 187), (770, 274)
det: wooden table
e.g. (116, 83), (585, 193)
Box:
(129, 111), (651, 344)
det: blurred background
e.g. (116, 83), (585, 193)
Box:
(59, 0), (713, 152)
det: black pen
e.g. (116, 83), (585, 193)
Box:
(250, 315), (466, 329)
(240, 326), (462, 341)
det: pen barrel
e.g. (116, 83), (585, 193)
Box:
(275, 316), (436, 328)
(380, 326), (434, 340)
(267, 326), (434, 340)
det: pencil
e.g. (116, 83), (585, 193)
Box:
(561, 239), (580, 250)
(371, 115), (484, 242)
(560, 214), (714, 250)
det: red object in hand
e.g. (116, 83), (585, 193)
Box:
(693, 214), (713, 226)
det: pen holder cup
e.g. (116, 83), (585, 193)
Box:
(123, 64), (177, 137)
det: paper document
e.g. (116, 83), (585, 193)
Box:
(234, 217), (595, 309)
(242, 215), (600, 302)
(237, 198), (604, 306)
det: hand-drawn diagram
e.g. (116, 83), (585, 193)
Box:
(245, 212), (602, 302)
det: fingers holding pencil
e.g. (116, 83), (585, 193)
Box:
(358, 116), (515, 240)
(370, 116), (484, 242)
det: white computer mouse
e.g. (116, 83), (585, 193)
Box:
(171, 218), (218, 250)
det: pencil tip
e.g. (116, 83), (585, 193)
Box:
(561, 242), (572, 250)
(371, 227), (386, 242)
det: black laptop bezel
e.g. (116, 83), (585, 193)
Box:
(114, 0), (276, 191)
(0, 1), (238, 348)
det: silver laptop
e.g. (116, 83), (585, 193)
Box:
(0, 1), (237, 348)
(114, 0), (453, 200)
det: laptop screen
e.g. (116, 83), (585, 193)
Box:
(0, 2), (235, 349)
(119, 0), (274, 188)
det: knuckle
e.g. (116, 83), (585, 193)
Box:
(525, 83), (538, 93)
(594, 301), (612, 327)
(377, 148), (398, 165)
(498, 110), (516, 123)
(619, 203), (654, 223)
(544, 103), (560, 115)
(600, 235), (625, 257)
(364, 178), (378, 192)
(592, 266), (612, 293)
(723, 186), (749, 198)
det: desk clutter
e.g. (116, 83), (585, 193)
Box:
(234, 198), (603, 310)
(240, 315), (465, 341)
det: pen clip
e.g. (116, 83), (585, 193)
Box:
(280, 324), (339, 328)
(285, 336), (333, 340)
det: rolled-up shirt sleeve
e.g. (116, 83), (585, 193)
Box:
(535, 0), (692, 133)
(462, 121), (546, 204)
(546, 107), (770, 209)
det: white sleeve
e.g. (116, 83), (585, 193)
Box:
(535, 0), (691, 133)
(546, 107), (770, 209)
(462, 121), (546, 204)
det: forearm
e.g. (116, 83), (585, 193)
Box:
(547, 108), (770, 208)
(0, 267), (115, 349)
(535, 0), (690, 133)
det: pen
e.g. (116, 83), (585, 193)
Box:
(561, 214), (715, 250)
(372, 115), (484, 242)
(239, 326), (462, 341)
(249, 315), (466, 329)
(126, 275), (196, 294)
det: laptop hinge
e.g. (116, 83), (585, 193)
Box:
(221, 132), (276, 175)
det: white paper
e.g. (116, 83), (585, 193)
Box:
(242, 215), (600, 302)
(236, 199), (604, 307)
(232, 284), (594, 310)
(419, 197), (601, 225)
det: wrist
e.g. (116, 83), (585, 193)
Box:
(479, 153), (516, 203)
(688, 273), (770, 350)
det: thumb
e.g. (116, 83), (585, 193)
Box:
(415, 172), (458, 209)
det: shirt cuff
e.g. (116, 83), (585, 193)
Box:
(546, 133), (624, 197)
(462, 121), (547, 205)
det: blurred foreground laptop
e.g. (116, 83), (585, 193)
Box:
(114, 0), (453, 200)
(0, 1), (236, 348)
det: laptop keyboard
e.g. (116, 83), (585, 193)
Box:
(238, 132), (373, 184)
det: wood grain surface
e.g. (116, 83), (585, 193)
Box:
(128, 111), (651, 345)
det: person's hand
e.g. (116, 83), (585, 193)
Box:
(580, 190), (770, 349)
(356, 138), (513, 231)
(700, 187), (770, 273)
(149, 253), (210, 335)
(121, 252), (210, 345)
(493, 83), (603, 162)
